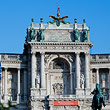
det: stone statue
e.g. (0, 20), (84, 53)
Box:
(91, 83), (106, 110)
(80, 74), (85, 89)
(38, 29), (44, 42)
(29, 28), (37, 41)
(35, 74), (40, 89)
(83, 29), (88, 42)
(73, 29), (79, 42)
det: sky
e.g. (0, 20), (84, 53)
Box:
(0, 0), (110, 54)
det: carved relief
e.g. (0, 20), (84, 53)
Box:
(44, 54), (55, 68)
(53, 83), (64, 95)
(92, 73), (96, 83)
(54, 76), (62, 80)
(64, 54), (75, 63)
(35, 74), (40, 89)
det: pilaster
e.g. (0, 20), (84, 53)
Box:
(40, 52), (45, 88)
(31, 52), (36, 88)
(96, 68), (99, 84)
(4, 68), (8, 103)
(75, 52), (81, 95)
(40, 52), (46, 95)
(17, 68), (21, 104)
(75, 52), (80, 89)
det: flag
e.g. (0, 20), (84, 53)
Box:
(57, 3), (60, 13)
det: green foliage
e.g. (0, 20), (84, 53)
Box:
(0, 100), (17, 110)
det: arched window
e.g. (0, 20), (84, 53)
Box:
(53, 60), (64, 69)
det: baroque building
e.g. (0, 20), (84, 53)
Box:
(0, 13), (110, 110)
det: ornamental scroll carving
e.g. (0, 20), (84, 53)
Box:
(64, 54), (75, 63)
(44, 54), (54, 68)
(53, 83), (64, 95)
(44, 54), (73, 69)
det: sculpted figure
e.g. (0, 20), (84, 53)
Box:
(35, 74), (40, 89)
(74, 29), (79, 42)
(38, 29), (44, 41)
(91, 83), (106, 110)
(80, 74), (85, 89)
(83, 29), (88, 42)
(29, 28), (37, 41)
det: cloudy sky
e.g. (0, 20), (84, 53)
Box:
(0, 0), (110, 54)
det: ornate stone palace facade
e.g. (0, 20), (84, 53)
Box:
(0, 15), (110, 110)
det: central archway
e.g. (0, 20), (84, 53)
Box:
(47, 57), (70, 95)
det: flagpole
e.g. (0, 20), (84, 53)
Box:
(0, 55), (1, 102)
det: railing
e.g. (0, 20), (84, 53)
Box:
(90, 55), (110, 62)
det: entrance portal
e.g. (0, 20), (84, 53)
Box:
(47, 58), (70, 95)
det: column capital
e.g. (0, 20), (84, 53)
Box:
(17, 68), (21, 70)
(75, 52), (80, 55)
(31, 51), (36, 55)
(40, 51), (45, 55)
(85, 52), (89, 55)
(96, 68), (99, 70)
(4, 67), (8, 70)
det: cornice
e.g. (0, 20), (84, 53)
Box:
(28, 41), (93, 47)
(28, 42), (93, 53)
(2, 60), (22, 64)
(90, 61), (110, 64)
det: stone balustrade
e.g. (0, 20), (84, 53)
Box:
(30, 23), (89, 30)
(1, 54), (27, 62)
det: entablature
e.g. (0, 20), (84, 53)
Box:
(29, 42), (93, 53)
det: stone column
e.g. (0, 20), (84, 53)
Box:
(96, 68), (99, 84)
(31, 52), (36, 88)
(90, 69), (93, 91)
(76, 52), (80, 89)
(108, 68), (110, 102)
(4, 68), (8, 102)
(47, 73), (50, 94)
(85, 52), (89, 88)
(24, 69), (27, 103)
(70, 72), (73, 94)
(40, 52), (45, 88)
(17, 68), (21, 104)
